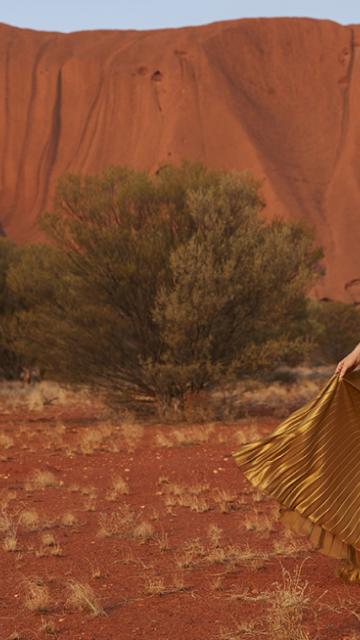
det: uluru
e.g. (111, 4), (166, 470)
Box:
(0, 17), (360, 301)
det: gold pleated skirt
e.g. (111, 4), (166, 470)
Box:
(233, 370), (360, 581)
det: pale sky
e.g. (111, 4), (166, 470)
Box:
(0, 0), (358, 33)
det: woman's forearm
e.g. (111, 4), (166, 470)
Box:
(353, 343), (360, 356)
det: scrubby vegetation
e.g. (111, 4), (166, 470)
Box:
(0, 161), (329, 414)
(1, 161), (358, 416)
(0, 237), (26, 379)
(307, 299), (360, 364)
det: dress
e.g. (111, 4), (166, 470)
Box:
(232, 370), (360, 582)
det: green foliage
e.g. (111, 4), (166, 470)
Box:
(308, 299), (360, 363)
(0, 238), (25, 378)
(8, 161), (324, 408)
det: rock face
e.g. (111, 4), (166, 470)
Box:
(0, 18), (360, 300)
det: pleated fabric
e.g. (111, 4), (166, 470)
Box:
(233, 370), (360, 570)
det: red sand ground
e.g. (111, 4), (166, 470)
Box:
(1, 396), (360, 639)
(1, 18), (360, 301)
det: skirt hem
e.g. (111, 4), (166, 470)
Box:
(238, 464), (360, 570)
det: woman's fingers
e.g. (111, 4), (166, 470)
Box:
(335, 347), (360, 378)
(337, 355), (355, 378)
(335, 360), (344, 374)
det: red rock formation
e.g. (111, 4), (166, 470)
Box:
(0, 18), (360, 300)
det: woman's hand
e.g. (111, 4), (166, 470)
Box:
(336, 344), (360, 379)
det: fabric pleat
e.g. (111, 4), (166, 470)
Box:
(233, 370), (360, 568)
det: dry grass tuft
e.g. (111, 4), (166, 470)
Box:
(0, 506), (20, 551)
(0, 432), (14, 448)
(60, 512), (78, 527)
(273, 530), (312, 556)
(97, 504), (135, 538)
(243, 509), (277, 535)
(78, 427), (109, 455)
(39, 618), (57, 635)
(24, 470), (61, 491)
(155, 432), (173, 448)
(267, 561), (313, 640)
(207, 524), (223, 548)
(65, 579), (106, 616)
(36, 533), (63, 557)
(68, 483), (80, 493)
(3, 534), (19, 552)
(219, 620), (259, 639)
(224, 559), (316, 638)
(155, 425), (215, 448)
(133, 520), (156, 542)
(160, 480), (211, 512)
(83, 495), (97, 511)
(234, 424), (263, 446)
(176, 538), (207, 568)
(155, 530), (170, 552)
(212, 488), (239, 513)
(22, 576), (52, 612)
(42, 532), (58, 546)
(144, 575), (166, 595)
(106, 475), (130, 500)
(173, 425), (215, 446)
(144, 574), (187, 596)
(207, 541), (268, 571)
(89, 564), (102, 580)
(19, 509), (40, 531)
(0, 505), (14, 533)
(121, 423), (144, 451)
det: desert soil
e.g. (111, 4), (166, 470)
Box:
(0, 395), (360, 640)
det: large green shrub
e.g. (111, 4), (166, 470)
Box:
(8, 161), (324, 409)
(0, 238), (26, 378)
(308, 299), (360, 363)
